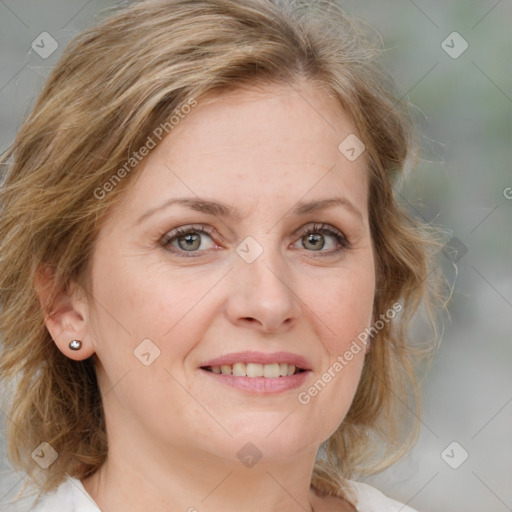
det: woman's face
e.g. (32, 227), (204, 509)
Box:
(81, 81), (375, 464)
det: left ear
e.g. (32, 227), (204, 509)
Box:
(34, 265), (95, 361)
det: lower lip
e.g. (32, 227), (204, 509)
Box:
(199, 368), (310, 394)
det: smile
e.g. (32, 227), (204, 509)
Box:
(198, 351), (312, 394)
(201, 362), (305, 378)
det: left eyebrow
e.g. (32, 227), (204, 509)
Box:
(133, 196), (364, 226)
(293, 197), (364, 223)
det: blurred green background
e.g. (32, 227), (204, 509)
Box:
(1, 1), (511, 511)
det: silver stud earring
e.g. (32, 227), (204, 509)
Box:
(69, 339), (82, 351)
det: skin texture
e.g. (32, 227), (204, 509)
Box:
(39, 81), (375, 511)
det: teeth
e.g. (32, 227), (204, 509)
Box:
(208, 362), (301, 377)
(246, 363), (263, 377)
(263, 363), (280, 378)
(232, 362), (246, 377)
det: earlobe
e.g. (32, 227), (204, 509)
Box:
(34, 265), (95, 361)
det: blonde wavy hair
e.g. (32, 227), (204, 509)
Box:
(0, 0), (448, 504)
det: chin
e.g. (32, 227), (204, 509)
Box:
(224, 419), (322, 458)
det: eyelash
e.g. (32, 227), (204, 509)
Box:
(160, 223), (351, 258)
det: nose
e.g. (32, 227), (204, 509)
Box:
(224, 242), (301, 334)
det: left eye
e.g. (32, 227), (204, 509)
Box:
(292, 223), (350, 254)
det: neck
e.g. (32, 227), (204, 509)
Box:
(82, 429), (319, 512)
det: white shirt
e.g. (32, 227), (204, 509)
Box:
(30, 476), (419, 511)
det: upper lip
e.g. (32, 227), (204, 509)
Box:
(199, 351), (312, 371)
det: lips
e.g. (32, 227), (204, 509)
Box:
(198, 351), (313, 394)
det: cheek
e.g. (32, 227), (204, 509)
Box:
(92, 252), (208, 338)
(297, 263), (373, 420)
(86, 262), (211, 413)
(309, 265), (375, 348)
(299, 270), (373, 437)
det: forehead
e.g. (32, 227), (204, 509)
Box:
(170, 81), (360, 157)
(110, 81), (369, 227)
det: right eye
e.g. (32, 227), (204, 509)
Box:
(160, 225), (218, 256)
